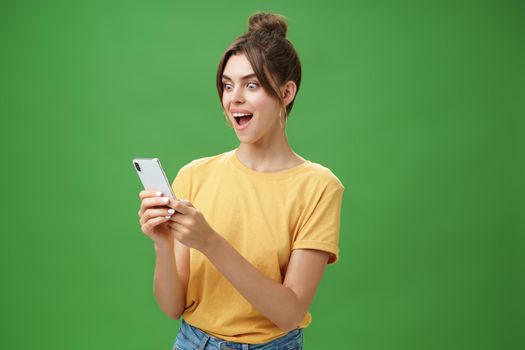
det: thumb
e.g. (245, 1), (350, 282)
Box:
(179, 199), (194, 208)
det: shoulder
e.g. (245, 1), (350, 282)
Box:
(301, 160), (345, 192)
(177, 150), (234, 175)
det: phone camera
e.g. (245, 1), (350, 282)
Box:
(134, 162), (141, 172)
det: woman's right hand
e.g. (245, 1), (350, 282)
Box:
(138, 190), (175, 246)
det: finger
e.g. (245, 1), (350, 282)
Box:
(167, 199), (194, 215)
(141, 215), (171, 232)
(140, 207), (176, 225)
(167, 221), (185, 233)
(138, 190), (163, 216)
(139, 190), (163, 200)
(167, 212), (186, 225)
(179, 199), (195, 208)
(139, 195), (172, 217)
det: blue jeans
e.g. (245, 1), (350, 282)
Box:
(173, 318), (304, 350)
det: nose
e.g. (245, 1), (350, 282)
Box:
(230, 87), (245, 104)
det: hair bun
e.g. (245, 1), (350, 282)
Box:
(248, 12), (288, 38)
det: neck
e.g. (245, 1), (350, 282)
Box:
(235, 128), (304, 172)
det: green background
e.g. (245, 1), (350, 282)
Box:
(1, 0), (523, 349)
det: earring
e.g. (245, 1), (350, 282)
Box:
(223, 111), (233, 128)
(279, 108), (288, 129)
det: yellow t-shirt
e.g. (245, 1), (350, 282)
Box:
(171, 149), (344, 344)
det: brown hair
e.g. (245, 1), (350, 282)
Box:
(216, 12), (302, 120)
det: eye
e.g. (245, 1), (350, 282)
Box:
(247, 82), (258, 89)
(222, 82), (232, 91)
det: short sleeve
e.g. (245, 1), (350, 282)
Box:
(171, 164), (192, 201)
(292, 181), (344, 264)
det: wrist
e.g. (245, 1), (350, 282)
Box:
(154, 239), (174, 254)
(202, 230), (221, 257)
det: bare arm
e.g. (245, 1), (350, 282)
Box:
(153, 238), (189, 320)
(166, 199), (330, 332)
(202, 234), (329, 333)
(137, 191), (190, 320)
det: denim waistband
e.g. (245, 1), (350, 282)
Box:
(175, 318), (304, 350)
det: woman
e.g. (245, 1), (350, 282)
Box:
(138, 12), (345, 350)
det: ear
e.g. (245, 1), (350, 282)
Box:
(281, 81), (297, 107)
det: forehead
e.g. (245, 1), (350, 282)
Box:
(222, 54), (255, 78)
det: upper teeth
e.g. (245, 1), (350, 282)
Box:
(232, 112), (252, 117)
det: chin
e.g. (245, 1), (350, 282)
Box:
(237, 135), (259, 145)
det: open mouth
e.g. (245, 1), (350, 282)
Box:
(234, 114), (253, 126)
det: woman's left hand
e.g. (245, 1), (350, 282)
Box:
(166, 199), (218, 253)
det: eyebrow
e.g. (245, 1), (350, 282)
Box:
(221, 73), (258, 81)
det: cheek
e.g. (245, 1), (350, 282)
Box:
(254, 97), (277, 115)
(247, 94), (266, 110)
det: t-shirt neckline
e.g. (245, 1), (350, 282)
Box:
(229, 148), (311, 179)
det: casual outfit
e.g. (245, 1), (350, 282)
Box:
(173, 318), (303, 350)
(170, 149), (344, 347)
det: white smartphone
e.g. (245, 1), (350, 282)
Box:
(132, 157), (177, 199)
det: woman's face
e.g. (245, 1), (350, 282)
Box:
(221, 53), (283, 144)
